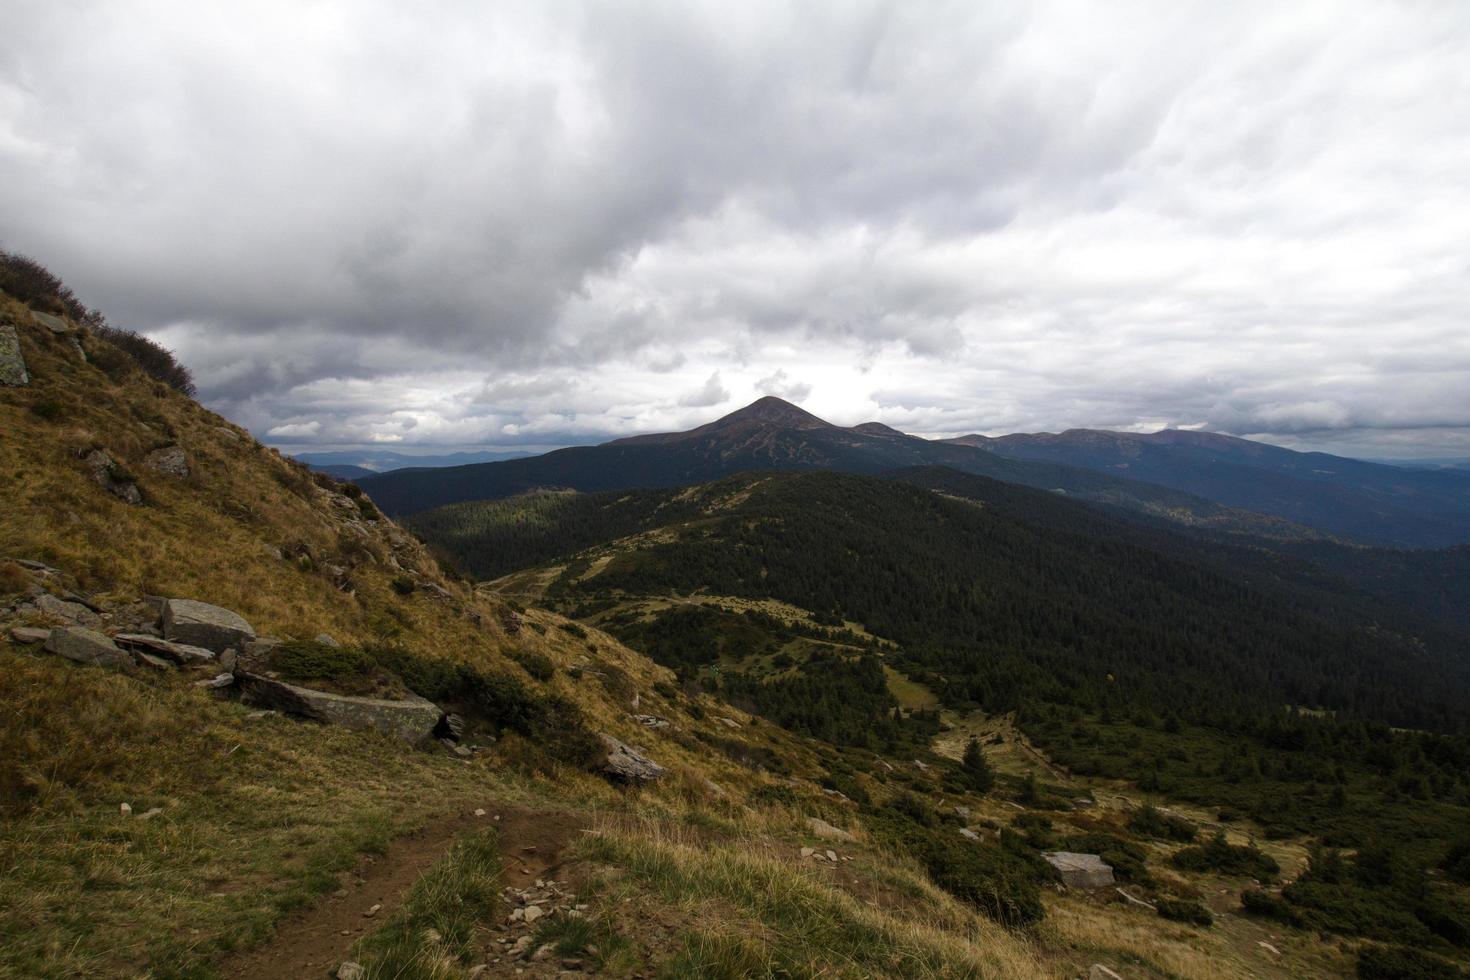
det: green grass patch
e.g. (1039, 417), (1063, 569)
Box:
(349, 829), (499, 978)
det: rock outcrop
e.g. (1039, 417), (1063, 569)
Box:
(44, 627), (132, 668)
(237, 673), (442, 742)
(0, 322), (27, 386)
(161, 598), (255, 652)
(82, 449), (142, 505)
(113, 633), (217, 665)
(30, 310), (71, 333)
(1044, 851), (1115, 889)
(143, 446), (189, 478)
(597, 733), (666, 782)
(35, 593), (103, 628)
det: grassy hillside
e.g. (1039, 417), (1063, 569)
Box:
(4, 279), (1467, 979)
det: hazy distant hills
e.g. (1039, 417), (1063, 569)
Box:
(360, 397), (1315, 539)
(294, 449), (532, 476)
(947, 428), (1470, 548)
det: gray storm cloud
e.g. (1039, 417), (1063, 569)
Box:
(2, 0), (1468, 457)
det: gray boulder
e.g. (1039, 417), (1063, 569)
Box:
(1044, 852), (1115, 889)
(162, 599), (255, 652)
(806, 817), (855, 841)
(0, 323), (27, 386)
(597, 733), (666, 783)
(9, 626), (50, 644)
(113, 633), (217, 665)
(35, 593), (103, 628)
(238, 673), (441, 742)
(30, 310), (71, 333)
(82, 449), (142, 505)
(143, 446), (189, 478)
(44, 627), (132, 668)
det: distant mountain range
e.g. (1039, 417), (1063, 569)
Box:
(946, 428), (1470, 547)
(294, 449), (531, 481)
(358, 397), (1470, 548)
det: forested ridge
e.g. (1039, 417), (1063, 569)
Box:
(497, 469), (1470, 732)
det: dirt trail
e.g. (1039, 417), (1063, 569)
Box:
(219, 805), (585, 980)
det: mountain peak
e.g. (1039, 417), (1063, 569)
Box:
(851, 421), (910, 438)
(715, 396), (831, 430)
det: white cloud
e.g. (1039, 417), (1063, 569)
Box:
(2, 1), (1467, 458)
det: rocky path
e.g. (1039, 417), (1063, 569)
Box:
(218, 806), (587, 980)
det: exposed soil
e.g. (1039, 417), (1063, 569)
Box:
(218, 805), (587, 980)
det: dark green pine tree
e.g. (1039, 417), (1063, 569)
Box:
(961, 737), (995, 794)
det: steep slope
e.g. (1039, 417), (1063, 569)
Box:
(0, 295), (1064, 978)
(949, 428), (1470, 548)
(362, 397), (1321, 541)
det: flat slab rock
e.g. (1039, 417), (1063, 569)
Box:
(162, 598), (254, 653)
(1044, 851), (1115, 889)
(238, 673), (441, 742)
(35, 593), (103, 628)
(114, 633), (216, 665)
(44, 627), (132, 668)
(598, 733), (666, 782)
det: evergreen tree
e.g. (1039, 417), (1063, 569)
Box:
(961, 737), (995, 794)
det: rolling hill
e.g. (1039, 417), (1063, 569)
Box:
(949, 428), (1470, 548)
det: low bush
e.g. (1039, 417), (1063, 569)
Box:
(866, 805), (1048, 927)
(1357, 944), (1467, 979)
(507, 648), (555, 682)
(1157, 898), (1213, 927)
(365, 645), (601, 769)
(0, 561), (29, 597)
(1171, 831), (1278, 880)
(1240, 888), (1302, 925)
(29, 399), (65, 421)
(1059, 832), (1152, 885)
(270, 640), (404, 699)
(1128, 803), (1197, 842)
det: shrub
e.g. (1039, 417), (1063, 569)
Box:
(508, 648), (555, 682)
(1443, 839), (1470, 886)
(364, 645), (601, 769)
(91, 324), (196, 398)
(1357, 944), (1468, 979)
(354, 496), (381, 521)
(1240, 888), (1301, 925)
(1157, 898), (1213, 927)
(0, 562), (30, 597)
(866, 805), (1048, 927)
(390, 575), (415, 596)
(269, 640), (403, 698)
(29, 399), (65, 421)
(1171, 832), (1279, 880)
(0, 250), (88, 316)
(1059, 832), (1152, 885)
(1128, 803), (1197, 843)
(0, 240), (208, 395)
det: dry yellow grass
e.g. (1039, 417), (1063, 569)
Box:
(0, 295), (1370, 979)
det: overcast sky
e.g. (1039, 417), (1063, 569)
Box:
(4, 1), (1468, 458)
